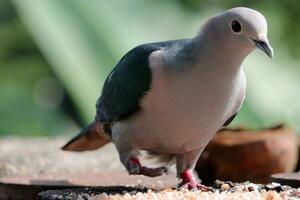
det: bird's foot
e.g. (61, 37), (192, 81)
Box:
(178, 170), (209, 191)
(179, 181), (209, 191)
(126, 157), (167, 177)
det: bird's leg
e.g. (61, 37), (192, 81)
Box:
(113, 134), (166, 177)
(179, 170), (208, 191)
(176, 148), (208, 191)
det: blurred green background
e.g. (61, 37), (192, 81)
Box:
(0, 0), (300, 136)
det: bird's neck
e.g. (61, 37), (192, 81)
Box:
(170, 28), (250, 75)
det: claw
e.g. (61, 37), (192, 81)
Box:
(179, 182), (209, 191)
(179, 170), (209, 191)
(126, 157), (167, 177)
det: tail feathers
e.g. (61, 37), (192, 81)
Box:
(62, 121), (111, 151)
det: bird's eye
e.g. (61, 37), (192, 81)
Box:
(231, 20), (241, 33)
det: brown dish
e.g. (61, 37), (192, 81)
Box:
(196, 125), (299, 184)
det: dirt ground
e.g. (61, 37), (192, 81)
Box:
(1, 137), (300, 200)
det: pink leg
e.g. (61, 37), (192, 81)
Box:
(126, 157), (167, 177)
(176, 148), (208, 191)
(179, 170), (209, 191)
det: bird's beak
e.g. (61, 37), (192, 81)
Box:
(253, 39), (274, 58)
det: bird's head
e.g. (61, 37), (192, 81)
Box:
(203, 7), (273, 58)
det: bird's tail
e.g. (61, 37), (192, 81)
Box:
(62, 121), (111, 151)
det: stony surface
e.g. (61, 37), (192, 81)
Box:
(1, 137), (300, 200)
(38, 181), (300, 200)
(0, 137), (176, 178)
(271, 173), (300, 188)
(0, 171), (178, 200)
(0, 137), (177, 199)
(0, 172), (177, 188)
(0, 137), (124, 177)
(88, 190), (298, 200)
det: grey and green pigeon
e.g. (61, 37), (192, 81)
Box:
(63, 7), (273, 190)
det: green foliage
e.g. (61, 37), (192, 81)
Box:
(0, 0), (77, 136)
(1, 0), (300, 136)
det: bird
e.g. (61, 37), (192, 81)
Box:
(62, 7), (273, 190)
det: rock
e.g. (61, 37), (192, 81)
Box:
(271, 172), (300, 188)
(196, 125), (299, 185)
(37, 181), (300, 200)
(38, 186), (148, 200)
